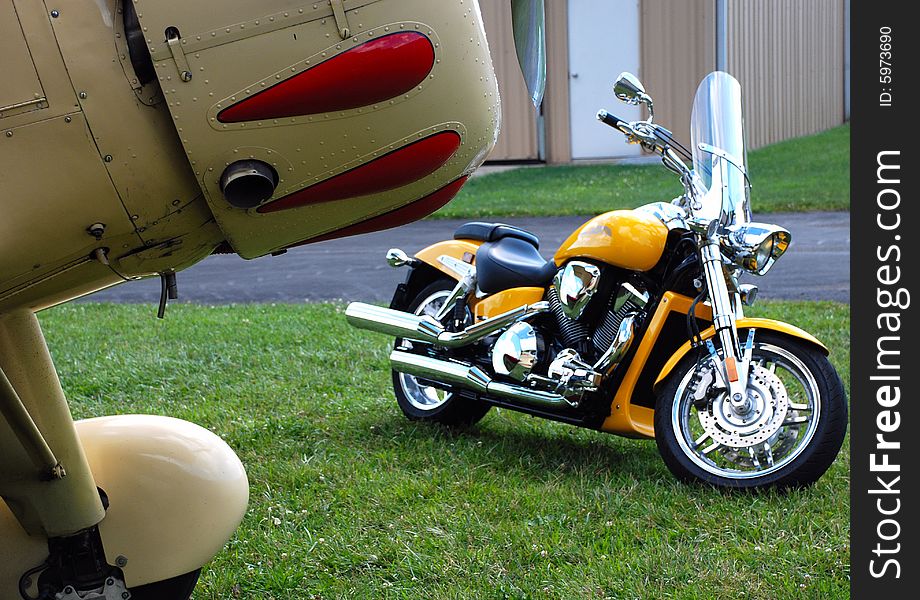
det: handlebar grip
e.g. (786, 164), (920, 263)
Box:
(596, 109), (627, 130)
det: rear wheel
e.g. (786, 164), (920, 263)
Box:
(654, 332), (847, 489)
(392, 279), (490, 426)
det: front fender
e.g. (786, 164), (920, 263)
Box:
(653, 318), (829, 390)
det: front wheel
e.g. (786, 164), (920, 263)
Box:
(654, 332), (847, 489)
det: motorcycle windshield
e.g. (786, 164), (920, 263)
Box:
(690, 72), (751, 225)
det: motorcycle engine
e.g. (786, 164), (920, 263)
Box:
(546, 260), (602, 351)
(549, 262), (650, 361)
(553, 261), (601, 319)
(492, 267), (650, 387)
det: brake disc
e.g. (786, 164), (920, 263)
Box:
(696, 364), (789, 449)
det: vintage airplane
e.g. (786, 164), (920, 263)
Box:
(1, 0), (543, 597)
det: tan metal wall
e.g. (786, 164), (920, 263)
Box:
(543, 0), (572, 163)
(640, 0), (716, 149)
(642, 0), (845, 151)
(480, 2), (539, 161)
(725, 0), (846, 149)
(0, 2), (45, 114)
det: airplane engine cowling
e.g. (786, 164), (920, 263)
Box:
(0, 0), (499, 312)
(132, 0), (501, 258)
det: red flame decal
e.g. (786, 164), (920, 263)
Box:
(258, 131), (461, 212)
(218, 32), (435, 122)
(291, 177), (469, 245)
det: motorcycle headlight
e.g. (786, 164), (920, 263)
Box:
(722, 223), (791, 276)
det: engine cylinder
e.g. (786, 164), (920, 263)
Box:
(593, 281), (650, 355)
(547, 286), (590, 350)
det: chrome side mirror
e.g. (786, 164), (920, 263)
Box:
(613, 72), (654, 121)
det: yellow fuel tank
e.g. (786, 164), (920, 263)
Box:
(554, 210), (668, 271)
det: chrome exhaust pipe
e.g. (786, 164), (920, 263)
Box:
(345, 302), (443, 342)
(346, 301), (550, 348)
(390, 350), (574, 409)
(389, 350), (490, 393)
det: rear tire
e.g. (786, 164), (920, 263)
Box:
(128, 569), (200, 600)
(392, 279), (491, 426)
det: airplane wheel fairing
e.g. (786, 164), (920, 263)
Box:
(2, 416), (245, 597)
(76, 415), (248, 588)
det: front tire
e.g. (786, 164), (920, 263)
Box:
(391, 279), (490, 426)
(654, 332), (847, 489)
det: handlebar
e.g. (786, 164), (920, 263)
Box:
(596, 109), (679, 158)
(596, 109), (628, 132)
(597, 108), (694, 187)
(597, 109), (659, 152)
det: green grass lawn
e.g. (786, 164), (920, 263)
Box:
(42, 301), (849, 599)
(438, 124), (850, 219)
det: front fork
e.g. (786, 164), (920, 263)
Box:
(699, 240), (753, 408)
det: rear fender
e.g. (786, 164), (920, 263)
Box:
(389, 261), (443, 310)
(389, 239), (482, 310)
(654, 318), (829, 390)
(414, 239), (482, 282)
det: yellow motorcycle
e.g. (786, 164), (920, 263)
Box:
(347, 71), (848, 489)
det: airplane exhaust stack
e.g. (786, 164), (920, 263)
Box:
(219, 161), (279, 209)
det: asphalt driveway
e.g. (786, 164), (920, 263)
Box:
(82, 211), (849, 305)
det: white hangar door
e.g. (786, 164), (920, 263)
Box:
(567, 0), (643, 159)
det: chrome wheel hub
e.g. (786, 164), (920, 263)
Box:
(699, 365), (789, 448)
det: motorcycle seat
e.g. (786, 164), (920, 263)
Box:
(453, 222), (540, 249)
(476, 236), (556, 294)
